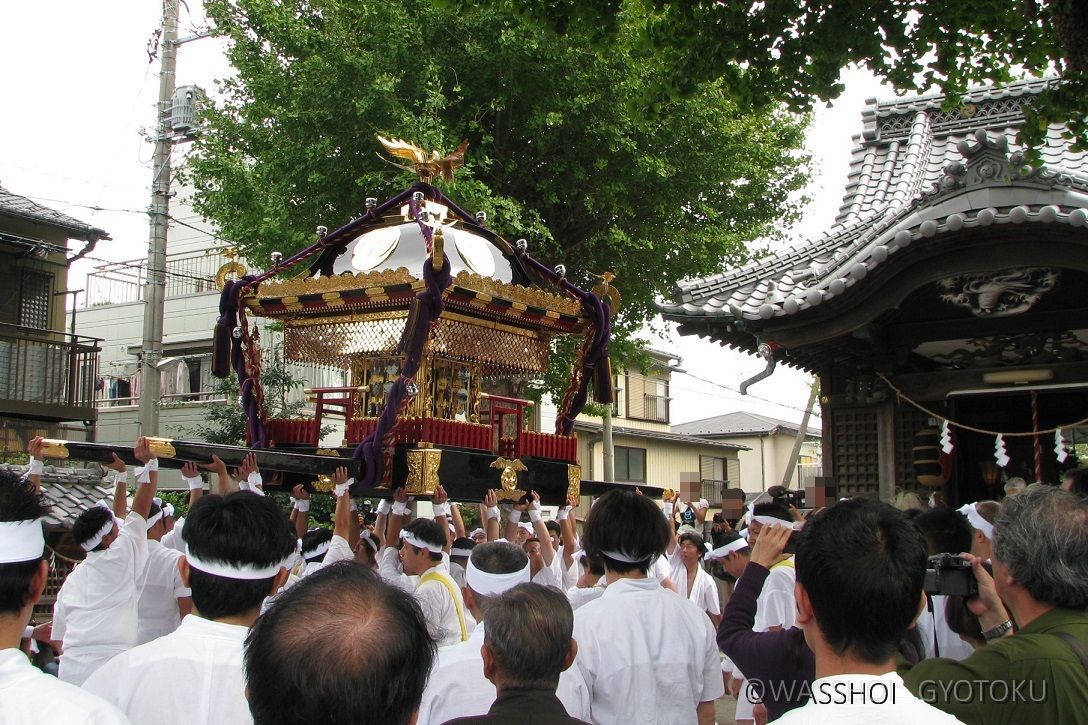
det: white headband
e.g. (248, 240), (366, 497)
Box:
(469, 528), (485, 538)
(451, 547), (474, 557)
(706, 537), (749, 560)
(185, 547), (287, 580)
(465, 557), (531, 596)
(400, 530), (444, 554)
(600, 549), (656, 564)
(360, 531), (379, 553)
(752, 515), (793, 528)
(80, 518), (115, 552)
(303, 540), (331, 559)
(162, 503), (175, 519)
(737, 528), (749, 541)
(145, 511), (164, 531)
(958, 504), (995, 541)
(0, 519), (45, 563)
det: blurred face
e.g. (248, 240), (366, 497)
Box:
(472, 531), (487, 544)
(748, 520), (763, 546)
(515, 527), (531, 545)
(679, 539), (702, 566)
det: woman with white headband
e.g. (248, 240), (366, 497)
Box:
(51, 437), (160, 686)
(958, 500), (999, 562)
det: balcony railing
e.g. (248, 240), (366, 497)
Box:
(642, 394), (670, 423)
(701, 479), (727, 506)
(85, 250), (236, 306)
(0, 323), (101, 420)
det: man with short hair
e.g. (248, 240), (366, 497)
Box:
(52, 438), (159, 685)
(772, 499), (960, 723)
(84, 490), (297, 724)
(379, 486), (472, 646)
(418, 542), (589, 724)
(245, 561), (436, 725)
(574, 489), (723, 724)
(449, 536), (476, 588)
(903, 484), (1088, 723)
(445, 583), (589, 724)
(668, 530), (721, 625)
(0, 442), (129, 723)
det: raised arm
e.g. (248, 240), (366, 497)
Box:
(529, 491), (556, 566)
(483, 489), (501, 542)
(431, 485), (452, 551)
(237, 452), (263, 495)
(105, 452), (129, 519)
(130, 437), (158, 519)
(384, 487), (410, 548)
(292, 484), (310, 540)
(332, 467), (352, 541)
(560, 493), (578, 571)
(450, 500), (467, 540)
(180, 461), (205, 507)
(25, 437), (44, 494)
(198, 454), (232, 495)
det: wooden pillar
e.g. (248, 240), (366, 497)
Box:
(876, 400), (896, 502)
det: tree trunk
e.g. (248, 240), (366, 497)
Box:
(1050, 0), (1088, 74)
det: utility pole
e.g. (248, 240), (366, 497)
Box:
(780, 381), (820, 489)
(603, 403), (615, 482)
(138, 0), (179, 436)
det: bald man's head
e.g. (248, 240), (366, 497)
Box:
(244, 562), (436, 725)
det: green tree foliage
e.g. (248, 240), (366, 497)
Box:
(189, 0), (809, 361)
(172, 349), (323, 445)
(484, 0), (1088, 155)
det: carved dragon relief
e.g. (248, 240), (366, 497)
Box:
(937, 268), (1058, 318)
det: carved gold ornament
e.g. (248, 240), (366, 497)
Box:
(252, 268), (418, 300)
(145, 438), (178, 458)
(490, 456), (528, 502)
(452, 271), (583, 317)
(377, 135), (468, 184)
(216, 261), (248, 290)
(406, 447), (443, 496)
(566, 464), (582, 500)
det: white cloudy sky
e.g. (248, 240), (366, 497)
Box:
(1, 3), (892, 428)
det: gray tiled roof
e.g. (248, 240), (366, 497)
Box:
(0, 184), (109, 241)
(673, 410), (821, 438)
(572, 421), (749, 450)
(661, 78), (1088, 323)
(3, 463), (110, 529)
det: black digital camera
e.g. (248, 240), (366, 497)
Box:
(923, 554), (978, 597)
(767, 485), (805, 509)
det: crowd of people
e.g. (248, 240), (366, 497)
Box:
(2, 436), (1088, 724)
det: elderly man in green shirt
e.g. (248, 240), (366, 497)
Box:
(901, 484), (1088, 724)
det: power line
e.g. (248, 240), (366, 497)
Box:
(674, 368), (819, 418)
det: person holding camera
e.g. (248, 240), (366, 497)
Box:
(913, 507), (977, 662)
(771, 498), (961, 724)
(902, 484), (1088, 724)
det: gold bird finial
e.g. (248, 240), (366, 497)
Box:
(377, 135), (469, 184)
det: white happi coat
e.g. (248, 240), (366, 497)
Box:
(0, 648), (130, 724)
(573, 576), (724, 725)
(136, 539), (189, 644)
(83, 614), (251, 725)
(54, 510), (148, 685)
